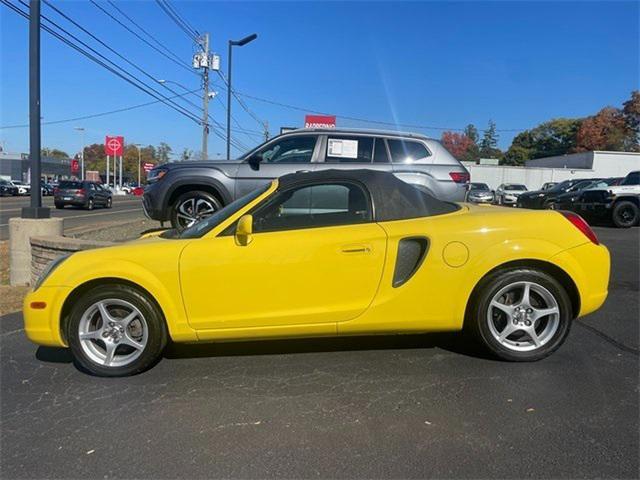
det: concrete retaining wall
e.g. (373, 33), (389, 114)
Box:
(30, 236), (114, 286)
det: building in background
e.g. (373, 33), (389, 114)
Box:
(0, 152), (72, 181)
(464, 151), (639, 191)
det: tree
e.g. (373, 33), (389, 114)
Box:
(479, 120), (503, 159)
(41, 148), (69, 158)
(464, 124), (479, 143)
(180, 148), (193, 161)
(503, 118), (582, 165)
(441, 131), (476, 161)
(157, 142), (173, 163)
(575, 107), (633, 152)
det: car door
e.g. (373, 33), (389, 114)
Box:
(179, 181), (387, 330)
(233, 134), (321, 198)
(317, 134), (391, 173)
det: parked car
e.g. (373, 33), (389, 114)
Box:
(554, 178), (621, 211)
(541, 182), (557, 191)
(11, 180), (31, 196)
(54, 180), (113, 210)
(41, 181), (54, 196)
(575, 171), (640, 228)
(465, 182), (494, 204)
(0, 179), (19, 196)
(494, 183), (528, 206)
(517, 178), (599, 210)
(24, 169), (609, 376)
(143, 128), (470, 230)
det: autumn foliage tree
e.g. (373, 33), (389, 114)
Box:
(441, 131), (477, 161)
(575, 107), (633, 152)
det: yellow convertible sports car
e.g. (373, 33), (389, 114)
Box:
(24, 170), (609, 376)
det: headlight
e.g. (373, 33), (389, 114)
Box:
(146, 167), (168, 183)
(34, 254), (71, 291)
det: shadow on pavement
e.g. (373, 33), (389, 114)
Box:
(163, 332), (494, 361)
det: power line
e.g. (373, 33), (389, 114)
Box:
(105, 0), (186, 67)
(154, 0), (198, 42)
(162, 0), (200, 37)
(41, 0), (203, 122)
(5, 0), (201, 125)
(89, 0), (197, 76)
(0, 90), (200, 129)
(216, 70), (267, 129)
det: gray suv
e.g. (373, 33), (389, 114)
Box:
(143, 128), (470, 229)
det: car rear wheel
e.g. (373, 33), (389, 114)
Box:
(612, 201), (639, 228)
(170, 190), (222, 231)
(67, 284), (168, 377)
(54, 202), (64, 209)
(467, 268), (572, 361)
(86, 198), (94, 210)
(106, 197), (113, 209)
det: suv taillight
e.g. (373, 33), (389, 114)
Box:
(559, 211), (599, 245)
(53, 187), (59, 195)
(449, 171), (470, 184)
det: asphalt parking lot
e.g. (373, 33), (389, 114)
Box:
(1, 227), (638, 479)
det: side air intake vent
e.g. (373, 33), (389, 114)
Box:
(393, 237), (430, 288)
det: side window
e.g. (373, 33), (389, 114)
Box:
(373, 138), (390, 163)
(252, 182), (371, 233)
(325, 136), (373, 163)
(622, 172), (639, 186)
(387, 139), (431, 163)
(89, 183), (96, 191)
(258, 135), (317, 164)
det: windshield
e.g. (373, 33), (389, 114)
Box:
(504, 184), (526, 191)
(568, 180), (597, 192)
(177, 184), (271, 239)
(621, 171), (639, 186)
(470, 183), (489, 190)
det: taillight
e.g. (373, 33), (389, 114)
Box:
(559, 211), (599, 245)
(449, 171), (470, 184)
(53, 187), (59, 195)
(77, 188), (86, 195)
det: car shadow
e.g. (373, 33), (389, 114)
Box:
(163, 332), (493, 361)
(36, 346), (73, 363)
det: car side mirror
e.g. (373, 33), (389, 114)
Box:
(235, 214), (253, 246)
(247, 153), (263, 171)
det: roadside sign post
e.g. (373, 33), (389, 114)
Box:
(104, 135), (124, 189)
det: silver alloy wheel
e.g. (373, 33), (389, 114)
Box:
(487, 281), (560, 352)
(176, 197), (217, 228)
(78, 299), (148, 367)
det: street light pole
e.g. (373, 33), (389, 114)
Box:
(226, 33), (257, 160)
(74, 127), (85, 180)
(134, 143), (142, 186)
(23, 0), (49, 219)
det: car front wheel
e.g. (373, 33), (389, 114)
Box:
(612, 201), (639, 228)
(170, 190), (222, 231)
(67, 284), (168, 376)
(467, 268), (572, 361)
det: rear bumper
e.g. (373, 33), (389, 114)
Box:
(550, 242), (610, 318)
(23, 286), (72, 347)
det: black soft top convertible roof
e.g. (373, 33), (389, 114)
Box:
(277, 169), (459, 221)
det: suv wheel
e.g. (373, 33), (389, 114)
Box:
(171, 190), (222, 230)
(467, 268), (572, 361)
(612, 201), (639, 228)
(86, 198), (94, 210)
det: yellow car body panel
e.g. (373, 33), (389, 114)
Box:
(23, 189), (609, 348)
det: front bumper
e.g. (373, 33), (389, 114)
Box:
(23, 286), (72, 347)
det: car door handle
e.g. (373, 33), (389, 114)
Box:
(341, 244), (371, 254)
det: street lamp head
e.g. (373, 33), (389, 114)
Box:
(232, 33), (258, 47)
(157, 79), (167, 84)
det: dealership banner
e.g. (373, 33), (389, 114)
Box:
(304, 115), (336, 129)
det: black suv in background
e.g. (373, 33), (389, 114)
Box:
(54, 180), (112, 210)
(517, 178), (599, 209)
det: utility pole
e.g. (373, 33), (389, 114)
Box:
(201, 33), (210, 160)
(263, 121), (270, 142)
(23, 0), (48, 219)
(134, 143), (142, 186)
(74, 127), (85, 180)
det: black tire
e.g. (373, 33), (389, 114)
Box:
(106, 197), (113, 209)
(170, 190), (222, 231)
(466, 268), (572, 362)
(66, 283), (168, 377)
(54, 202), (64, 209)
(612, 201), (639, 228)
(86, 198), (94, 210)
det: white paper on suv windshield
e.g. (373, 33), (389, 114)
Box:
(328, 139), (358, 159)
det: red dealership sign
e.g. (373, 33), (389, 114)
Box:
(143, 162), (155, 172)
(104, 135), (124, 156)
(304, 115), (336, 129)
(71, 159), (79, 173)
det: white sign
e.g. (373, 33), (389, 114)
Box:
(328, 139), (358, 159)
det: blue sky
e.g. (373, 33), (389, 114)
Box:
(1, 0), (638, 158)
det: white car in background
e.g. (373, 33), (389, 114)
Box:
(11, 181), (31, 196)
(495, 183), (528, 206)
